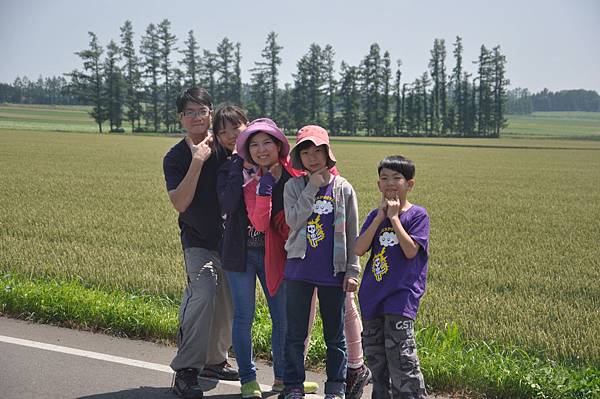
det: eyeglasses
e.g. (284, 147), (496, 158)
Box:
(182, 108), (210, 118)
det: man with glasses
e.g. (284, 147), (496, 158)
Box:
(163, 87), (238, 399)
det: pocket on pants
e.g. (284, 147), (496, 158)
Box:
(184, 248), (218, 284)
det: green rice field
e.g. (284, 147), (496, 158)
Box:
(1, 104), (600, 396)
(1, 127), (599, 370)
(0, 103), (98, 132)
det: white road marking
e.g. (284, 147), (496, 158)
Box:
(0, 334), (273, 393)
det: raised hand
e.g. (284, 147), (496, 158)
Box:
(386, 196), (401, 219)
(269, 163), (282, 181)
(375, 193), (387, 221)
(308, 167), (328, 187)
(185, 134), (213, 163)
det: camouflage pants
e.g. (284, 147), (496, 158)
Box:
(362, 315), (427, 399)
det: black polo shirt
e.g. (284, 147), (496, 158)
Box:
(163, 138), (224, 250)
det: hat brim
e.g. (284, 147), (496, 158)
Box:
(290, 137), (337, 170)
(236, 123), (289, 163)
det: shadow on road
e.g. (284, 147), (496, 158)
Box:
(77, 379), (244, 399)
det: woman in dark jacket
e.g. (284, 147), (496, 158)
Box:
(215, 109), (291, 399)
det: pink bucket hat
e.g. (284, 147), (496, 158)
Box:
(236, 118), (290, 163)
(289, 125), (337, 170)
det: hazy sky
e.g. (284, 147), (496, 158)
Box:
(1, 0), (599, 93)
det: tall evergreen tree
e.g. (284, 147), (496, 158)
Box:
(411, 79), (422, 134)
(104, 40), (124, 131)
(277, 83), (293, 130)
(428, 39), (441, 133)
(180, 30), (201, 87)
(380, 51), (392, 135)
(251, 32), (282, 116)
(215, 37), (235, 104)
(339, 61), (360, 135)
(467, 74), (477, 135)
(323, 45), (337, 134)
(201, 50), (217, 98)
(307, 44), (325, 124)
(491, 45), (509, 137)
(428, 39), (447, 134)
(438, 40), (448, 134)
(120, 20), (143, 132)
(250, 69), (268, 116)
(233, 43), (242, 105)
(259, 32), (283, 116)
(72, 32), (107, 133)
(421, 72), (431, 135)
(291, 54), (311, 128)
(171, 67), (185, 130)
(393, 60), (402, 135)
(451, 36), (464, 134)
(360, 44), (382, 135)
(400, 82), (408, 134)
(157, 19), (177, 132)
(140, 23), (161, 132)
(405, 83), (416, 134)
(476, 45), (492, 135)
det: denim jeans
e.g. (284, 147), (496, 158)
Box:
(226, 247), (287, 383)
(284, 279), (347, 395)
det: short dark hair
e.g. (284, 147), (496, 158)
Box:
(377, 155), (415, 179)
(212, 105), (248, 135)
(176, 87), (213, 113)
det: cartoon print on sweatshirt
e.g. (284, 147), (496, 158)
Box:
(307, 195), (334, 248)
(372, 227), (398, 282)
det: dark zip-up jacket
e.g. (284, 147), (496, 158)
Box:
(216, 154), (249, 272)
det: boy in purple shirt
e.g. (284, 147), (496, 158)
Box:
(355, 155), (429, 399)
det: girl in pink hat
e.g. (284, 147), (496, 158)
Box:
(281, 125), (363, 399)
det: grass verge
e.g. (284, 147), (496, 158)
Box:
(1, 272), (597, 398)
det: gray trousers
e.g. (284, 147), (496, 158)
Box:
(170, 247), (234, 371)
(363, 315), (427, 399)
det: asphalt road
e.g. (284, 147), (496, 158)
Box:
(0, 317), (337, 399)
(0, 317), (451, 398)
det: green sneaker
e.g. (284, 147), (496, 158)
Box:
(303, 381), (319, 394)
(241, 380), (262, 399)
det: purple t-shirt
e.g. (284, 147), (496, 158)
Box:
(358, 205), (430, 321)
(285, 179), (344, 286)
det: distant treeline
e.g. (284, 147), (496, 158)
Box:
(507, 88), (600, 114)
(0, 76), (83, 105)
(2, 19), (511, 137)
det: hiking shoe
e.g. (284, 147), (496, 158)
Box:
(199, 360), (240, 381)
(279, 387), (304, 399)
(345, 364), (372, 399)
(272, 381), (318, 394)
(173, 368), (203, 399)
(241, 380), (262, 399)
(272, 381), (285, 393)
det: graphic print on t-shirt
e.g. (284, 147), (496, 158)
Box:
(307, 195), (334, 248)
(372, 227), (399, 282)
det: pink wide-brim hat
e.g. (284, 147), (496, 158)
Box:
(236, 118), (289, 162)
(289, 125), (337, 170)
